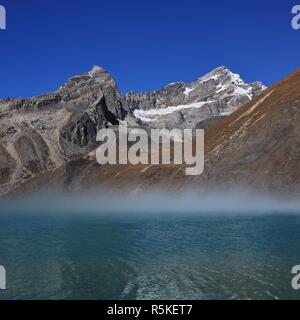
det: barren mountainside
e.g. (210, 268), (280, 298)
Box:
(0, 65), (266, 196)
(5, 67), (300, 197)
(0, 66), (127, 195)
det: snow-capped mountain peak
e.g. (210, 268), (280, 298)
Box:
(127, 66), (266, 128)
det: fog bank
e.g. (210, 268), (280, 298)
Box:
(1, 188), (300, 216)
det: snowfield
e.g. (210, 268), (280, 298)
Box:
(134, 101), (209, 122)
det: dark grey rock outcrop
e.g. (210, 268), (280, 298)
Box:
(0, 66), (127, 194)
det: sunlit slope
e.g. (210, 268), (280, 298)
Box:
(8, 68), (300, 196)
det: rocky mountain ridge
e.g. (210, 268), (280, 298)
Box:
(126, 66), (266, 128)
(0, 65), (265, 196)
(11, 67), (300, 197)
(0, 66), (127, 195)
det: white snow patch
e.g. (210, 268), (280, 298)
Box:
(134, 101), (209, 123)
(88, 65), (103, 77)
(215, 83), (228, 94)
(184, 87), (194, 96)
(233, 86), (253, 99)
(198, 74), (221, 84)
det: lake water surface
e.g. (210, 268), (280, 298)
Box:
(0, 211), (299, 300)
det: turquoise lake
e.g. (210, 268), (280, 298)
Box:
(0, 211), (300, 300)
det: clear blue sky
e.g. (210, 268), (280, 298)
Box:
(0, 0), (299, 98)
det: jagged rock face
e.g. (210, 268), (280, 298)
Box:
(0, 144), (16, 184)
(0, 65), (266, 196)
(126, 66), (266, 129)
(14, 68), (300, 197)
(0, 66), (127, 194)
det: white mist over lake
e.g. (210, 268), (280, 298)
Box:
(1, 189), (300, 300)
(1, 188), (300, 216)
